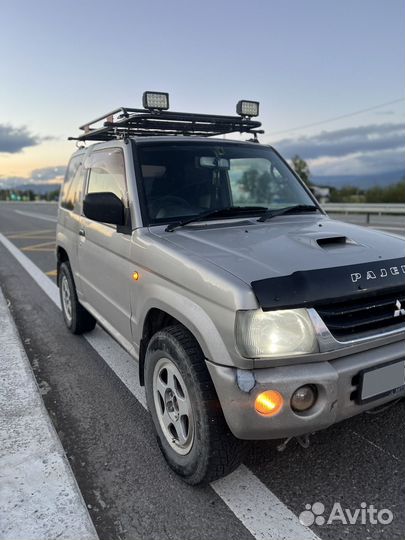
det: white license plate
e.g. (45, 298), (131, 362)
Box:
(360, 360), (405, 402)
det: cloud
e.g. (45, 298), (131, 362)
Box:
(308, 147), (404, 176)
(272, 123), (405, 160)
(0, 124), (44, 153)
(269, 122), (405, 177)
(0, 165), (65, 188)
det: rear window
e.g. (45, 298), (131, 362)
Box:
(60, 155), (85, 212)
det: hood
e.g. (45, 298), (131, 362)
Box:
(151, 214), (404, 284)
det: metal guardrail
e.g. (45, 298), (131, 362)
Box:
(323, 203), (405, 223)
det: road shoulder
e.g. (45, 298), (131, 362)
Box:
(0, 287), (98, 540)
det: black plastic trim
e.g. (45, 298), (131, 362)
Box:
(251, 258), (405, 311)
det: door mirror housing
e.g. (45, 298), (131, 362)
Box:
(83, 192), (125, 226)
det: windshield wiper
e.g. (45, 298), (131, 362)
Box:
(257, 204), (319, 223)
(166, 206), (267, 232)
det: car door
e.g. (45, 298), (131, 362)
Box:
(78, 147), (133, 348)
(58, 154), (86, 286)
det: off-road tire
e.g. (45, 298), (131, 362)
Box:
(145, 324), (245, 484)
(59, 261), (96, 334)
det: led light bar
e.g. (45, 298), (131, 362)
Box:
(236, 100), (259, 117)
(142, 91), (170, 110)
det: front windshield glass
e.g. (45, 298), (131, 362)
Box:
(136, 142), (315, 225)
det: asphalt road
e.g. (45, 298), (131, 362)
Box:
(0, 201), (404, 540)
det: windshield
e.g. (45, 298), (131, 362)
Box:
(136, 142), (316, 225)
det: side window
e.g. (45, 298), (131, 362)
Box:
(86, 148), (127, 205)
(68, 163), (86, 214)
(60, 156), (82, 210)
(66, 165), (86, 212)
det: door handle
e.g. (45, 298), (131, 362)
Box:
(79, 229), (86, 237)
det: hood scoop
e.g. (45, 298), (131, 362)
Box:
(316, 236), (355, 249)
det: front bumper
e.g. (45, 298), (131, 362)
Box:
(206, 339), (405, 440)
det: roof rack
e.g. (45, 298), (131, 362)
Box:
(68, 100), (264, 142)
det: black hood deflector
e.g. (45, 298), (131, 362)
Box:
(251, 257), (405, 311)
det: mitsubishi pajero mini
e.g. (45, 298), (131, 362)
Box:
(56, 92), (405, 484)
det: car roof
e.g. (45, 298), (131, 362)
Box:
(131, 135), (263, 145)
(72, 135), (269, 154)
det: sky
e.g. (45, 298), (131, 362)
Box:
(0, 0), (404, 186)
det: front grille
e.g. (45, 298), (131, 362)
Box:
(315, 287), (405, 340)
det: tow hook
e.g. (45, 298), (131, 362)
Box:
(277, 433), (311, 452)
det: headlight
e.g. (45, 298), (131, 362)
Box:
(235, 309), (319, 358)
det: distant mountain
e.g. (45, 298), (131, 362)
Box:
(312, 170), (404, 190)
(1, 170), (404, 194)
(0, 182), (61, 194)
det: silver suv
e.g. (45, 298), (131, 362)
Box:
(56, 92), (405, 484)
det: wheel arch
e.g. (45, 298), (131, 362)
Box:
(56, 245), (70, 284)
(138, 307), (202, 386)
(136, 288), (237, 385)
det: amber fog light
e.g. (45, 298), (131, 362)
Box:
(255, 390), (284, 416)
(291, 385), (317, 412)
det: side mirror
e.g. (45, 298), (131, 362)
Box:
(83, 192), (125, 226)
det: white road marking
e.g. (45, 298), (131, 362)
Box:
(14, 209), (57, 222)
(212, 465), (319, 540)
(0, 287), (98, 540)
(0, 234), (60, 307)
(0, 232), (321, 540)
(0, 234), (145, 406)
(85, 327), (147, 408)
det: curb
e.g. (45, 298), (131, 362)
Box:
(0, 287), (98, 540)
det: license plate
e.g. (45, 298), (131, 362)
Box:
(358, 360), (405, 404)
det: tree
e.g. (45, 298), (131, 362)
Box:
(291, 155), (312, 187)
(329, 185), (364, 203)
(365, 179), (405, 203)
